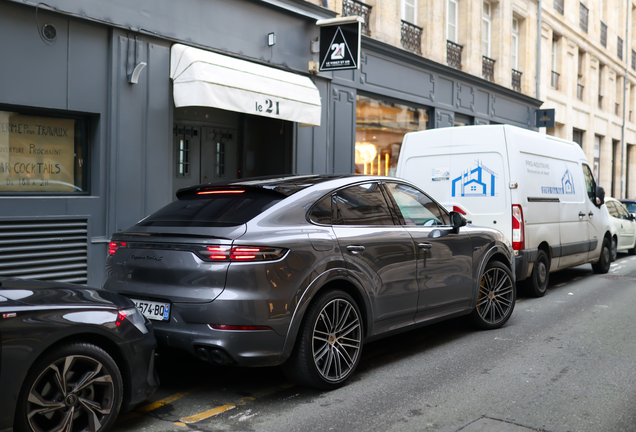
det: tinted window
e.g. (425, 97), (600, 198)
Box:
(385, 183), (449, 226)
(139, 190), (284, 227)
(624, 202), (636, 213)
(333, 183), (394, 226)
(309, 195), (332, 224)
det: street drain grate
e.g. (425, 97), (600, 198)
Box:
(600, 275), (636, 282)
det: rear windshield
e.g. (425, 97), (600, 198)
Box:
(138, 190), (285, 227)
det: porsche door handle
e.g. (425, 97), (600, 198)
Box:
(418, 243), (433, 251)
(346, 245), (365, 254)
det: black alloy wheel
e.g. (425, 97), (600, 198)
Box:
(16, 343), (123, 432)
(527, 250), (549, 297)
(470, 261), (516, 330)
(592, 238), (612, 274)
(282, 290), (363, 389)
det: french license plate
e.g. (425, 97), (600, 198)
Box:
(132, 299), (170, 321)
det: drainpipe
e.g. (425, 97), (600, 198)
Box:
(621, 0), (629, 199)
(536, 0), (542, 100)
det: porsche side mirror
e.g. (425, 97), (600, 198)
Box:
(450, 211), (467, 233)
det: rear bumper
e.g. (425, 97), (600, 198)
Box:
(514, 248), (537, 282)
(150, 304), (288, 367)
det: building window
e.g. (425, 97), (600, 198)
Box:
(618, 37), (624, 60)
(551, 37), (560, 89)
(482, 1), (491, 58)
(511, 18), (519, 71)
(577, 50), (585, 101)
(447, 0), (458, 43)
(554, 0), (564, 14)
(355, 95), (428, 176)
(580, 2), (589, 33)
(601, 21), (607, 47)
(598, 64), (604, 109)
(402, 0), (417, 24)
(594, 134), (601, 181)
(0, 107), (88, 194)
(616, 76), (622, 115)
(573, 128), (584, 146)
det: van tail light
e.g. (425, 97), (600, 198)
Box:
(512, 204), (525, 251)
(199, 246), (287, 262)
(452, 205), (467, 215)
(108, 242), (127, 255)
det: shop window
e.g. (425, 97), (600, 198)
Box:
(0, 108), (88, 194)
(355, 95), (429, 176)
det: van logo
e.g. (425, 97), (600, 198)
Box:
(451, 160), (497, 197)
(541, 169), (575, 195)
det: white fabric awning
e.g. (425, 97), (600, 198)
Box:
(170, 44), (322, 126)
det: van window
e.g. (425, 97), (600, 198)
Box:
(582, 164), (596, 201)
(385, 183), (449, 226)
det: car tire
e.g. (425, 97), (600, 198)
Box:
(611, 237), (618, 262)
(592, 238), (612, 274)
(16, 342), (123, 432)
(470, 261), (516, 330)
(526, 250), (550, 297)
(282, 290), (363, 390)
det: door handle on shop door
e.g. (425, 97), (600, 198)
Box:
(346, 245), (365, 254)
(418, 243), (433, 250)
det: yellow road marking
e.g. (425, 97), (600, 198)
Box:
(117, 388), (199, 422)
(180, 404), (236, 424)
(173, 422), (188, 427)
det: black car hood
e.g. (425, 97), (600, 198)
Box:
(0, 278), (133, 309)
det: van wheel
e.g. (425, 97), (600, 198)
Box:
(282, 290), (363, 390)
(592, 238), (612, 274)
(527, 250), (550, 297)
(611, 237), (618, 262)
(470, 261), (516, 330)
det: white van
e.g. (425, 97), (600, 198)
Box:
(396, 124), (612, 297)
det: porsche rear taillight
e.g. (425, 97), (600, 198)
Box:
(200, 246), (286, 262)
(512, 204), (525, 252)
(108, 242), (127, 255)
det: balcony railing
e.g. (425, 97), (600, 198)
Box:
(342, 0), (372, 36)
(598, 95), (603, 109)
(601, 22), (607, 47)
(512, 69), (522, 92)
(401, 20), (422, 54)
(447, 40), (463, 70)
(482, 56), (495, 82)
(577, 84), (584, 100)
(618, 37), (624, 60)
(554, 0), (564, 14)
(551, 70), (560, 89)
(579, 3), (589, 33)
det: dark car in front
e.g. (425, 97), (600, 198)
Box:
(0, 278), (158, 432)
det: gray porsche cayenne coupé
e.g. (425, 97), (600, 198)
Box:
(103, 175), (515, 389)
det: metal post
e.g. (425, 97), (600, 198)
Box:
(621, 0), (629, 198)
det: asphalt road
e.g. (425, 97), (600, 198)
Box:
(112, 254), (636, 432)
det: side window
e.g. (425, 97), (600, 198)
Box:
(309, 194), (332, 224)
(385, 182), (449, 226)
(333, 183), (394, 226)
(606, 201), (619, 218)
(616, 202), (631, 219)
(582, 163), (596, 201)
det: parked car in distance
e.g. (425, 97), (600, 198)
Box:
(619, 198), (636, 217)
(605, 197), (636, 259)
(103, 175), (516, 389)
(0, 277), (158, 432)
(396, 125), (612, 299)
